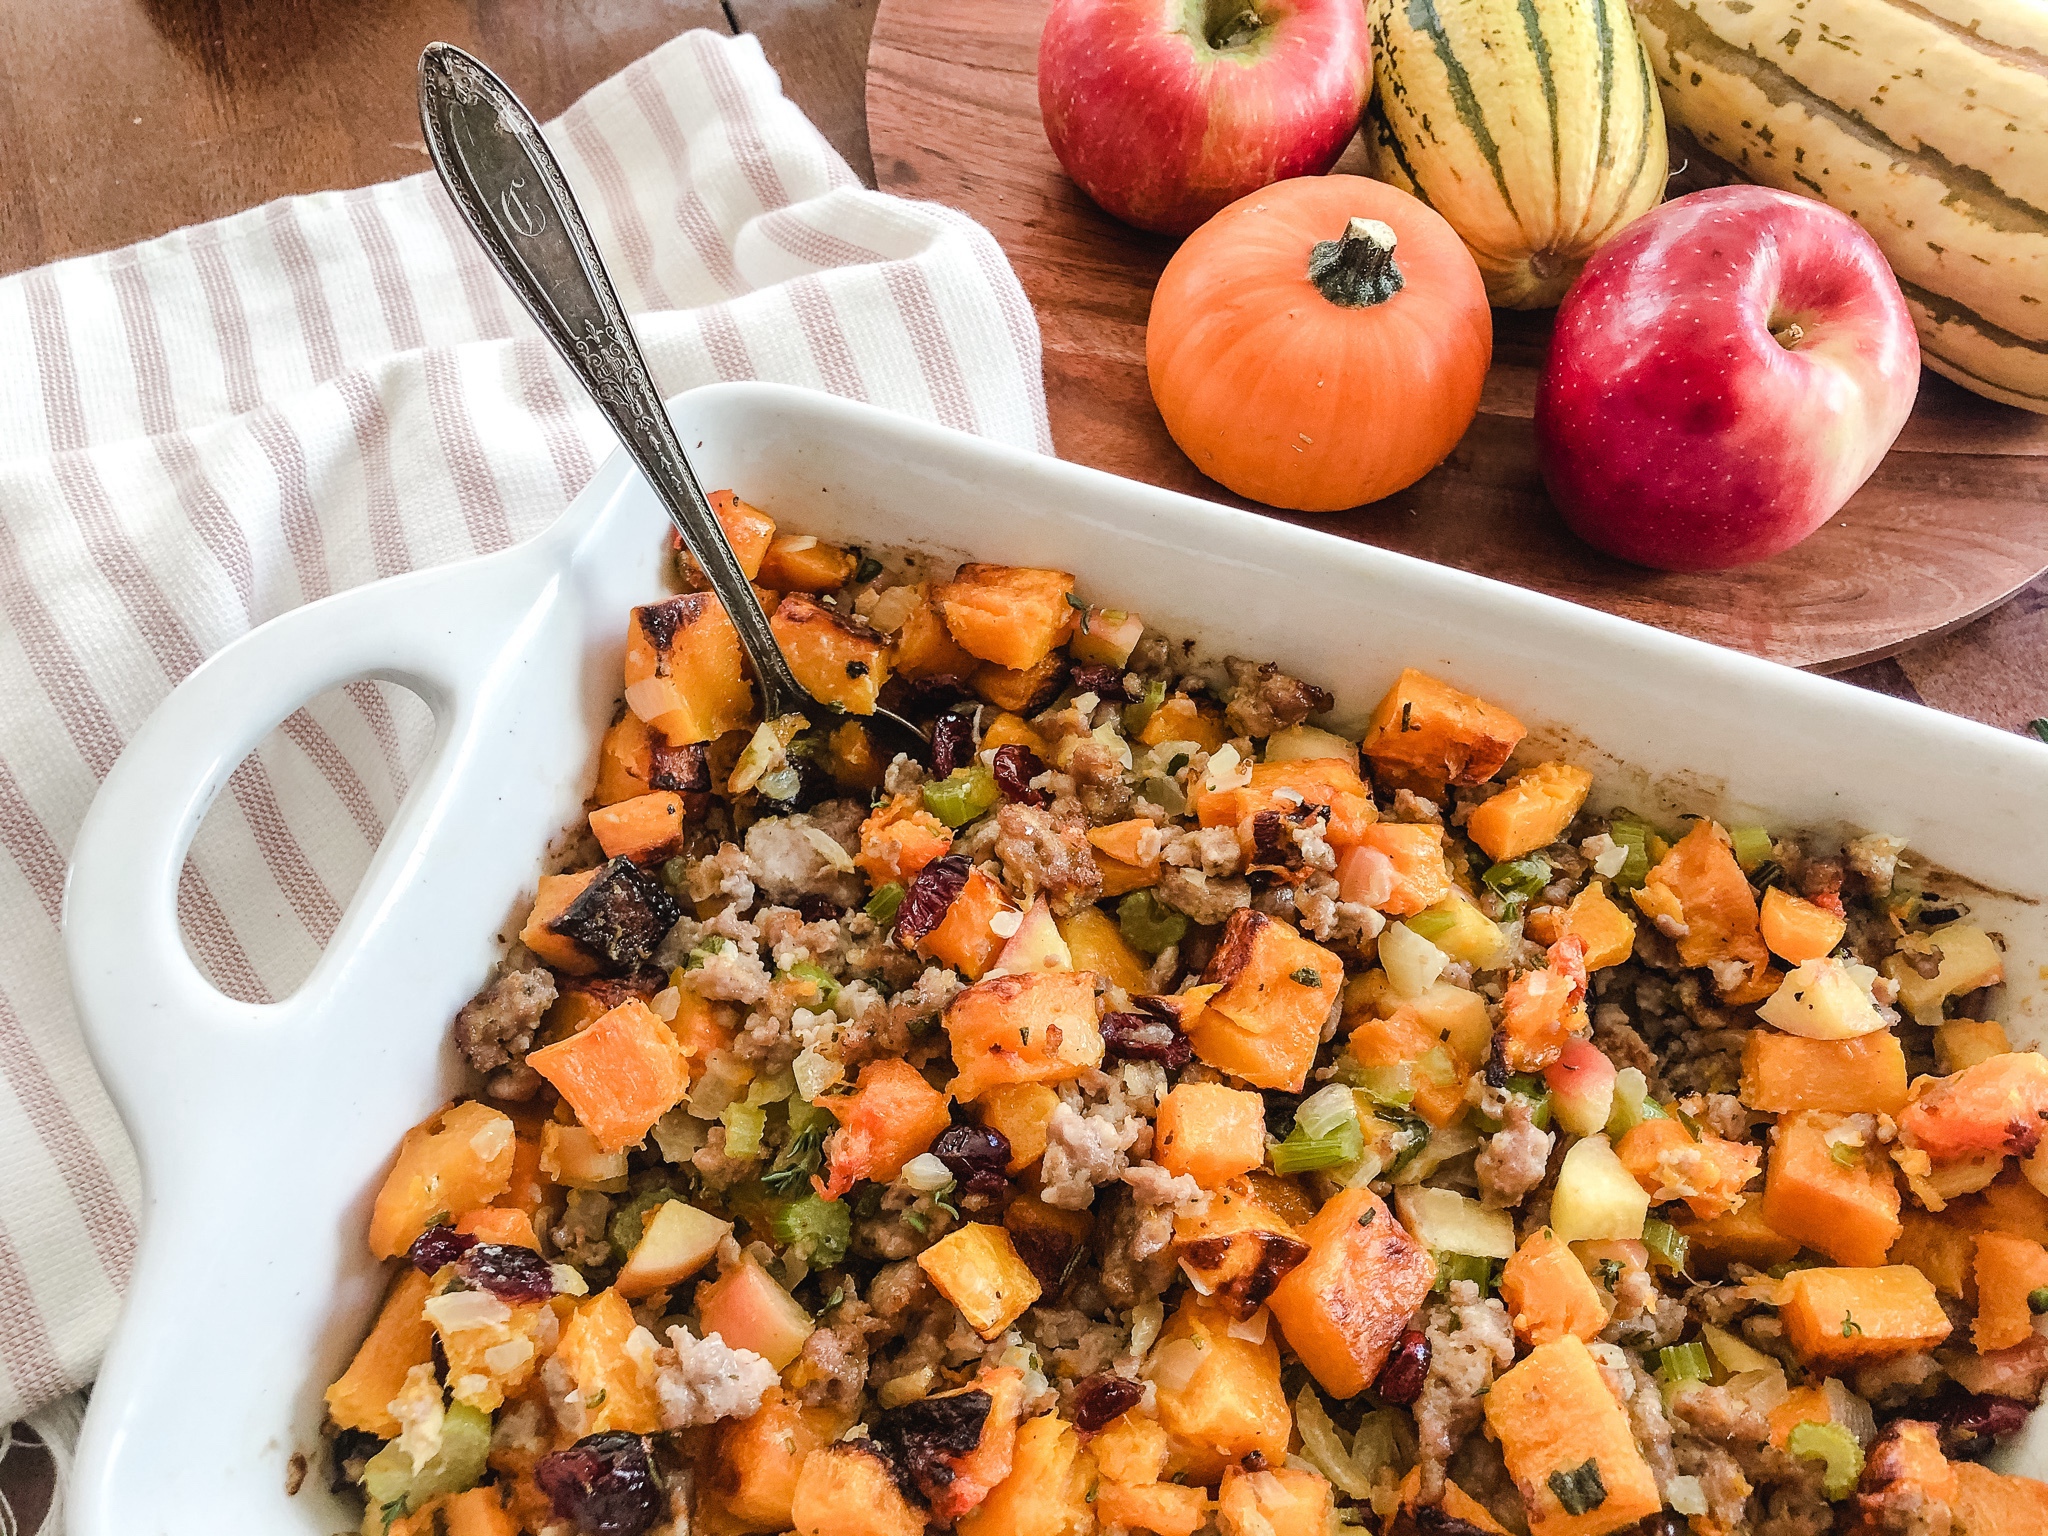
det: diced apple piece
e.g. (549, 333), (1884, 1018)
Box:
(1778, 1265), (1951, 1370)
(1466, 761), (1594, 862)
(1545, 1038), (1619, 1138)
(616, 1200), (731, 1299)
(1054, 905), (1152, 992)
(1361, 668), (1525, 786)
(1262, 724), (1358, 767)
(699, 1256), (815, 1370)
(994, 897), (1074, 976)
(623, 592), (755, 745)
(1937, 1019), (2013, 1075)
(1485, 1336), (1663, 1536)
(1188, 909), (1341, 1092)
(1549, 1135), (1649, 1246)
(1150, 1295), (1291, 1483)
(368, 1101), (516, 1259)
(1410, 891), (1509, 968)
(1269, 1187), (1436, 1399)
(770, 594), (891, 715)
(944, 969), (1103, 1102)
(919, 1222), (1043, 1338)
(1397, 1186), (1518, 1260)
(932, 563), (1077, 671)
(1756, 958), (1888, 1040)
(1883, 922), (2005, 1028)
(1068, 605), (1145, 667)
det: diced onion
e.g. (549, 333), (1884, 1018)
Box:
(424, 1289), (512, 1334)
(1294, 1387), (1374, 1499)
(1823, 1376), (1878, 1448)
(649, 987), (681, 1021)
(550, 1264), (591, 1297)
(901, 1153), (954, 1193)
(792, 1048), (844, 1102)
(1127, 1299), (1164, 1359)
(989, 908), (1023, 939)
(1148, 1338), (1204, 1393)
(623, 676), (672, 723)
(1380, 921), (1449, 999)
(1072, 692), (1100, 713)
(1666, 1475), (1708, 1516)
(1203, 743), (1249, 793)
(802, 826), (856, 873)
(1226, 1309), (1269, 1344)
(483, 1337), (535, 1375)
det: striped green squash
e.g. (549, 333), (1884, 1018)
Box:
(1366, 0), (1669, 309)
(1631, 0), (2048, 413)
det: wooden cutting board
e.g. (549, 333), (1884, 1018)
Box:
(865, 0), (2048, 670)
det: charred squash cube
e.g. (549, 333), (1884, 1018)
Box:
(1269, 1187), (1437, 1399)
(770, 594), (891, 714)
(1003, 1193), (1092, 1291)
(546, 856), (683, 975)
(623, 592), (756, 745)
(1187, 909), (1341, 1092)
(1361, 667), (1525, 786)
(970, 652), (1070, 715)
(594, 709), (712, 812)
(1173, 1183), (1309, 1319)
(868, 1366), (1024, 1524)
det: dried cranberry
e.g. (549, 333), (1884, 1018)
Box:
(1100, 1009), (1192, 1070)
(796, 894), (844, 922)
(930, 710), (978, 777)
(895, 853), (970, 946)
(1068, 664), (1125, 699)
(406, 1224), (478, 1274)
(991, 744), (1049, 806)
(1071, 1371), (1144, 1431)
(1939, 1393), (2029, 1458)
(1374, 1329), (1431, 1404)
(535, 1432), (662, 1536)
(933, 1122), (1012, 1197)
(457, 1242), (555, 1303)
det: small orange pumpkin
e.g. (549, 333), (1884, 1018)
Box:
(1146, 175), (1492, 512)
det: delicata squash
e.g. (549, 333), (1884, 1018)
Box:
(323, 497), (2045, 1536)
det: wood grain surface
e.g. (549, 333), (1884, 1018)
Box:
(865, 0), (2048, 675)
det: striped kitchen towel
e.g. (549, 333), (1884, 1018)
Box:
(0, 25), (1048, 1427)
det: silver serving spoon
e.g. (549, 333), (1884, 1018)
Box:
(417, 42), (927, 752)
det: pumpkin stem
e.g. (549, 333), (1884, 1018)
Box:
(1308, 218), (1406, 308)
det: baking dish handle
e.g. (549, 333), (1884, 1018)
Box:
(62, 551), (544, 1140)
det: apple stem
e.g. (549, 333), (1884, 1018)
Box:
(1209, 6), (1263, 47)
(1773, 320), (1806, 349)
(1308, 217), (1405, 309)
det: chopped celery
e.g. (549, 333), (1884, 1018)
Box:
(721, 1101), (768, 1159)
(781, 959), (841, 1003)
(1295, 1083), (1360, 1140)
(770, 1193), (852, 1266)
(1122, 678), (1167, 736)
(1644, 1219), (1690, 1275)
(362, 1401), (491, 1517)
(1118, 889), (1187, 954)
(1786, 1420), (1864, 1500)
(1270, 1117), (1365, 1174)
(1355, 1063), (1416, 1109)
(1606, 814), (1654, 889)
(1730, 825), (1775, 871)
(1478, 1074), (1552, 1132)
(865, 882), (906, 926)
(1604, 1067), (1669, 1137)
(1658, 1342), (1712, 1383)
(1405, 908), (1459, 943)
(763, 1100), (835, 1195)
(1430, 1252), (1500, 1294)
(608, 1185), (682, 1262)
(923, 765), (999, 828)
(1482, 856), (1552, 907)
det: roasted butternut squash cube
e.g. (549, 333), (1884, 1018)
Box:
(933, 563), (1077, 671)
(1173, 1185), (1308, 1320)
(771, 594), (890, 714)
(520, 868), (602, 974)
(553, 1288), (663, 1433)
(1269, 1187), (1435, 1398)
(540, 1121), (630, 1192)
(1759, 885), (1846, 965)
(1778, 1265), (1951, 1370)
(1003, 1194), (1094, 1291)
(1151, 1295), (1290, 1482)
(790, 1443), (925, 1536)
(454, 1206), (538, 1249)
(857, 794), (953, 887)
(624, 592), (756, 745)
(822, 1057), (953, 1197)
(824, 719), (887, 794)
(981, 710), (1051, 756)
(1189, 909), (1340, 1092)
(1194, 758), (1377, 851)
(1615, 1118), (1760, 1220)
(1674, 1202), (1800, 1277)
(1485, 1335), (1662, 1536)
(1635, 821), (1768, 976)
(1361, 668), (1525, 785)
(891, 583), (980, 679)
(326, 1268), (436, 1436)
(1500, 1229), (1609, 1347)
(918, 866), (1017, 982)
(1138, 693), (1228, 752)
(1358, 822), (1454, 915)
(758, 533), (858, 592)
(1217, 1466), (1333, 1536)
(1763, 1110), (1901, 1267)
(1155, 1083), (1266, 1189)
(705, 1389), (850, 1534)
(944, 969), (1104, 1102)
(1395, 1469), (1512, 1534)
(1086, 818), (1163, 892)
(1888, 1204), (1977, 1297)
(956, 1413), (1096, 1536)
(441, 1487), (519, 1536)
(616, 1199), (731, 1299)
(541, 856), (683, 977)
(594, 710), (711, 810)
(699, 1256), (816, 1370)
(1884, 922), (2005, 1028)
(1898, 1051), (2048, 1165)
(527, 998), (689, 1154)
(1952, 1460), (2048, 1534)
(691, 490), (777, 579)
(1091, 1413), (1171, 1484)
(1348, 1005), (1471, 1129)
(972, 653), (1069, 714)
(589, 791), (691, 864)
(979, 1082), (1060, 1171)
(918, 1222), (1043, 1338)
(369, 1101), (516, 1259)
(1097, 1479), (1206, 1536)
(1054, 905), (1152, 992)
(1741, 1029), (1908, 1117)
(1972, 1232), (2048, 1352)
(1558, 883), (1636, 970)
(1467, 761), (1594, 862)
(1499, 936), (1592, 1074)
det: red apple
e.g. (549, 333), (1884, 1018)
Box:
(1535, 185), (1919, 571)
(1038, 0), (1371, 237)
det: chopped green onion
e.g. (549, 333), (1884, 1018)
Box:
(1483, 856), (1552, 907)
(721, 1101), (767, 1159)
(1355, 1063), (1416, 1109)
(864, 882), (906, 926)
(1405, 908), (1459, 943)
(1118, 889), (1187, 954)
(1122, 678), (1166, 736)
(1432, 1252), (1500, 1294)
(769, 1193), (851, 1266)
(923, 765), (999, 828)
(1644, 1220), (1690, 1276)
(1546, 1458), (1608, 1517)
(781, 959), (841, 1003)
(1730, 826), (1774, 871)
(1478, 1074), (1552, 1133)
(1830, 1141), (1861, 1169)
(1658, 1342), (1712, 1383)
(1269, 1117), (1365, 1174)
(1786, 1420), (1864, 1501)
(1606, 814), (1654, 889)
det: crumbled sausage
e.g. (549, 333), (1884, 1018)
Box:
(1221, 656), (1332, 739)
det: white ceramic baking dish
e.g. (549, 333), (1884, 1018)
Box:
(64, 381), (2048, 1532)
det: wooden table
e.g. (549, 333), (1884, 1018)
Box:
(0, 0), (2039, 738)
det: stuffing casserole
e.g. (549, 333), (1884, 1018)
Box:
(323, 492), (2048, 1536)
